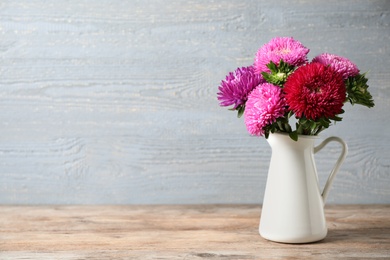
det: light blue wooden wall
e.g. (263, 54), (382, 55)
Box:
(0, 0), (389, 204)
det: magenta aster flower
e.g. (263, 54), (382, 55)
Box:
(217, 66), (264, 109)
(312, 53), (359, 79)
(244, 83), (287, 136)
(284, 62), (346, 120)
(254, 37), (309, 74)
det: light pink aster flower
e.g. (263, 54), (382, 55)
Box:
(312, 53), (359, 79)
(254, 37), (309, 74)
(217, 66), (264, 109)
(244, 83), (287, 136)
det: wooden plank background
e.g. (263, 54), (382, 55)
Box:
(0, 0), (389, 204)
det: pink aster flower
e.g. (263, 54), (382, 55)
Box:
(284, 62), (346, 120)
(254, 37), (310, 74)
(244, 83), (287, 136)
(312, 53), (359, 79)
(217, 66), (264, 109)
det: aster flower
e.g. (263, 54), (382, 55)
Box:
(312, 53), (359, 79)
(217, 37), (374, 140)
(254, 37), (309, 74)
(284, 62), (346, 121)
(217, 66), (264, 116)
(244, 83), (287, 136)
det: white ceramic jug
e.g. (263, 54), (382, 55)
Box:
(259, 133), (348, 243)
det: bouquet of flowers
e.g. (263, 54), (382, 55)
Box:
(217, 37), (374, 141)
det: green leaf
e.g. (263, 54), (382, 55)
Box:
(299, 118), (308, 125)
(319, 117), (330, 128)
(266, 61), (278, 72)
(261, 60), (296, 87)
(285, 122), (292, 132)
(314, 125), (324, 135)
(310, 121), (318, 132)
(277, 120), (284, 130)
(332, 115), (343, 122)
(287, 110), (294, 118)
(345, 73), (375, 108)
(237, 105), (245, 118)
(289, 131), (298, 141)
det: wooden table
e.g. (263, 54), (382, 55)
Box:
(0, 205), (389, 259)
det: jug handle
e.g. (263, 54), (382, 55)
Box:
(314, 136), (348, 204)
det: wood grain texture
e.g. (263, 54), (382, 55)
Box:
(0, 205), (389, 259)
(0, 0), (389, 204)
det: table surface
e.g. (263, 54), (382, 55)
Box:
(0, 205), (389, 259)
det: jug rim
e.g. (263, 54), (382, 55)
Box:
(269, 132), (320, 140)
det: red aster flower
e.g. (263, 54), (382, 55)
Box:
(284, 62), (346, 120)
